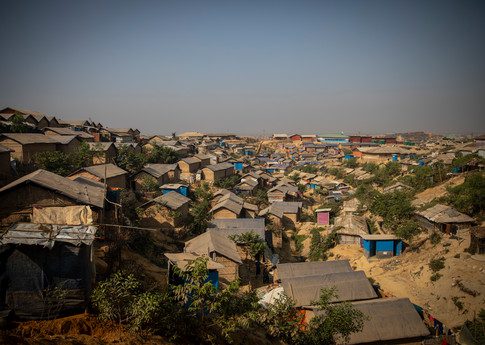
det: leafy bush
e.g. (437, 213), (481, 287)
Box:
(429, 257), (445, 272)
(451, 296), (464, 311)
(91, 271), (141, 323)
(139, 176), (160, 193)
(395, 220), (421, 241)
(369, 191), (415, 229)
(34, 142), (93, 176)
(344, 158), (358, 168)
(302, 287), (366, 345)
(362, 162), (379, 173)
(294, 234), (308, 255)
(116, 145), (147, 174)
(296, 165), (319, 174)
(430, 272), (442, 282)
(445, 172), (485, 217)
(399, 164), (449, 193)
(430, 231), (442, 245)
(230, 231), (267, 258)
(188, 183), (213, 234)
(147, 145), (180, 164)
(214, 174), (241, 189)
(308, 228), (339, 261)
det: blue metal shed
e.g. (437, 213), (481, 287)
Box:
(361, 234), (403, 259)
(161, 184), (189, 197)
(233, 162), (243, 171)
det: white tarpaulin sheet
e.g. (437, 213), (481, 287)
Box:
(0, 223), (97, 248)
(32, 206), (95, 225)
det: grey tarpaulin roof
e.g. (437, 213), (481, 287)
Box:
(209, 227), (265, 241)
(321, 298), (430, 344)
(209, 218), (266, 230)
(164, 252), (224, 271)
(75, 163), (128, 179)
(276, 260), (352, 281)
(0, 222), (97, 249)
(185, 229), (242, 264)
(281, 271), (378, 306)
(141, 163), (178, 178)
(210, 192), (257, 215)
(204, 162), (234, 171)
(0, 169), (105, 208)
(260, 201), (302, 218)
(208, 219), (266, 240)
(44, 127), (93, 139)
(140, 191), (191, 210)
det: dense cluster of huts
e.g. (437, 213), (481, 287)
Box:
(0, 106), (483, 343)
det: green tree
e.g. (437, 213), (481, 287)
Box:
(301, 287), (366, 345)
(189, 183), (213, 234)
(34, 142), (94, 176)
(148, 145), (180, 164)
(230, 231), (266, 258)
(445, 172), (485, 217)
(116, 145), (147, 174)
(369, 190), (415, 229)
(259, 293), (303, 343)
(308, 228), (339, 261)
(9, 113), (31, 133)
(34, 151), (74, 176)
(395, 220), (421, 241)
(91, 271), (141, 323)
(214, 174), (241, 189)
(344, 157), (358, 168)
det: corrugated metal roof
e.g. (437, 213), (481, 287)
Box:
(0, 222), (97, 248)
(360, 234), (399, 241)
(77, 163), (127, 179)
(0, 169), (105, 208)
(416, 204), (475, 223)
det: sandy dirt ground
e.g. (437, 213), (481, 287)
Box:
(328, 230), (485, 328)
(412, 175), (465, 207)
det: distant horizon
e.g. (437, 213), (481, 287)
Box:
(1, 1), (484, 135)
(4, 103), (483, 139)
(1, 103), (483, 138)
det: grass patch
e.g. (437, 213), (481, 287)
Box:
(452, 296), (464, 311)
(429, 257), (446, 272)
(430, 232), (442, 245)
(294, 234), (308, 255)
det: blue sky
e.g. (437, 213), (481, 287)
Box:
(0, 0), (484, 135)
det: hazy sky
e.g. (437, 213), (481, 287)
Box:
(1, 0), (484, 135)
